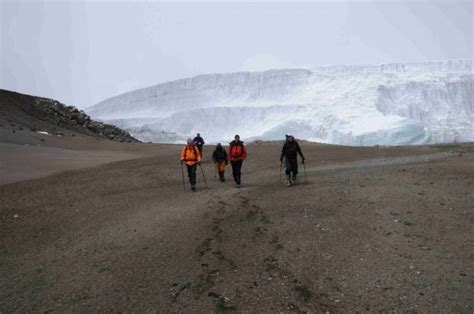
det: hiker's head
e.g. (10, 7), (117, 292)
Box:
(197, 133), (200, 137)
(287, 134), (294, 142)
(216, 143), (222, 149)
(187, 138), (193, 145)
(234, 135), (240, 141)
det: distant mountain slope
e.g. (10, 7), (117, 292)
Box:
(86, 59), (473, 146)
(0, 90), (139, 142)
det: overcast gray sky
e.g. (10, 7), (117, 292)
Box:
(1, 0), (472, 109)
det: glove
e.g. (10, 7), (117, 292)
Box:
(280, 158), (283, 163)
(302, 158), (305, 164)
(180, 160), (184, 165)
(197, 161), (201, 165)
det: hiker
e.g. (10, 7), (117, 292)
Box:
(193, 133), (205, 154)
(280, 134), (305, 186)
(181, 138), (202, 191)
(228, 134), (247, 188)
(212, 143), (228, 182)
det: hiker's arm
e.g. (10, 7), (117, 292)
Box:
(297, 143), (305, 162)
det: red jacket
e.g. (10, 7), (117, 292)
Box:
(228, 141), (247, 161)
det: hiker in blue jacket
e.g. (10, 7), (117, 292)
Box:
(193, 133), (205, 154)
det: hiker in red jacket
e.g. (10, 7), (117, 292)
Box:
(228, 134), (247, 188)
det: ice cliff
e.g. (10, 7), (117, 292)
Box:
(87, 59), (473, 146)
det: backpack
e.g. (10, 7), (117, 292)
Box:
(185, 145), (199, 161)
(284, 141), (299, 158)
(230, 142), (243, 157)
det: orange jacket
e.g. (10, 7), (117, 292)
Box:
(228, 141), (247, 161)
(181, 144), (201, 166)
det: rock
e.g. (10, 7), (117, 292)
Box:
(76, 113), (87, 125)
(2, 90), (139, 143)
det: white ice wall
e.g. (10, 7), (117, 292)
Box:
(87, 59), (473, 146)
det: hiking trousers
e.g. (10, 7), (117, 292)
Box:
(285, 158), (298, 178)
(216, 160), (226, 173)
(186, 164), (197, 186)
(230, 160), (243, 184)
(215, 161), (225, 181)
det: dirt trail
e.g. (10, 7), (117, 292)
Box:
(1, 142), (473, 312)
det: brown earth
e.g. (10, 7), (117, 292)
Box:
(1, 131), (473, 312)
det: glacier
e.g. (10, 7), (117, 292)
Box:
(86, 59), (473, 146)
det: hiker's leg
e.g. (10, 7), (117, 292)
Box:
(186, 164), (192, 180)
(235, 161), (242, 185)
(285, 159), (292, 181)
(285, 159), (292, 175)
(186, 165), (192, 185)
(291, 159), (298, 181)
(188, 164), (197, 186)
(218, 161), (225, 181)
(231, 161), (238, 183)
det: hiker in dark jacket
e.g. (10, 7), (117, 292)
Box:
(280, 134), (305, 186)
(212, 143), (228, 182)
(193, 133), (205, 154)
(228, 135), (247, 188)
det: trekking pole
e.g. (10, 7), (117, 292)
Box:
(199, 163), (208, 189)
(303, 161), (307, 183)
(279, 162), (283, 184)
(180, 162), (186, 190)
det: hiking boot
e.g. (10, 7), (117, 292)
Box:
(191, 185), (196, 191)
(286, 180), (291, 187)
(236, 183), (241, 188)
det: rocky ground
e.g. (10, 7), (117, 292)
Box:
(0, 90), (139, 143)
(0, 127), (473, 312)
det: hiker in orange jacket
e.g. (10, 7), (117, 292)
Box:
(228, 134), (247, 188)
(181, 138), (202, 191)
